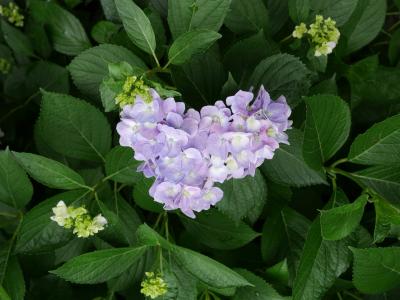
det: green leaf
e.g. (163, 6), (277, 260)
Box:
(348, 114), (400, 165)
(172, 246), (251, 289)
(389, 28), (400, 65)
(288, 0), (310, 23)
(351, 247), (400, 294)
(105, 146), (141, 184)
(320, 194), (368, 240)
(248, 54), (311, 107)
(266, 0), (289, 35)
(163, 259), (198, 300)
(91, 21), (120, 44)
(261, 129), (327, 187)
(37, 91), (111, 162)
(26, 61), (70, 94)
(341, 0), (386, 54)
(1, 20), (34, 63)
(0, 286), (11, 300)
(167, 0), (231, 39)
(346, 56), (400, 108)
(224, 0), (269, 34)
(12, 152), (88, 190)
(52, 246), (148, 284)
(167, 30), (221, 66)
(293, 217), (354, 300)
(15, 190), (86, 253)
(373, 197), (400, 243)
(136, 224), (172, 250)
(132, 177), (164, 213)
(115, 0), (156, 56)
(171, 48), (227, 108)
(352, 165), (400, 205)
(303, 94), (351, 169)
(30, 1), (91, 55)
(309, 0), (358, 26)
(68, 44), (146, 98)
(217, 170), (267, 223)
(100, 0), (119, 21)
(180, 209), (259, 250)
(233, 269), (287, 300)
(99, 77), (121, 112)
(0, 150), (33, 209)
(2, 257), (25, 300)
(223, 30), (278, 85)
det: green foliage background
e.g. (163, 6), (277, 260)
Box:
(1, 0), (400, 299)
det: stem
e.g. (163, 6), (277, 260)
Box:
(279, 34), (293, 44)
(158, 246), (163, 274)
(387, 11), (400, 16)
(343, 291), (363, 300)
(151, 50), (161, 68)
(336, 292), (344, 300)
(330, 158), (348, 169)
(389, 20), (400, 32)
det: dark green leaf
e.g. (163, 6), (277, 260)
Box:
(13, 152), (87, 190)
(0, 150), (33, 209)
(351, 247), (400, 294)
(309, 0), (358, 26)
(373, 197), (400, 243)
(26, 61), (70, 94)
(1, 20), (34, 63)
(224, 0), (269, 34)
(172, 245), (251, 289)
(30, 1), (91, 55)
(115, 0), (157, 56)
(91, 21), (120, 44)
(180, 209), (259, 250)
(168, 0), (231, 39)
(303, 94), (351, 169)
(217, 170), (267, 223)
(341, 0), (386, 54)
(288, 0), (310, 23)
(293, 217), (354, 300)
(352, 165), (400, 205)
(320, 194), (368, 240)
(248, 54), (311, 107)
(167, 30), (221, 65)
(262, 129), (327, 187)
(132, 176), (164, 213)
(37, 91), (112, 162)
(233, 269), (287, 300)
(105, 146), (141, 184)
(52, 246), (148, 284)
(348, 114), (400, 165)
(2, 257), (25, 300)
(389, 28), (400, 65)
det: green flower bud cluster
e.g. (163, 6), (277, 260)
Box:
(0, 2), (24, 27)
(0, 58), (11, 74)
(140, 272), (168, 299)
(115, 75), (151, 108)
(292, 15), (340, 57)
(50, 201), (107, 238)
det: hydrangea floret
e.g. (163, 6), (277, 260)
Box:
(140, 272), (168, 299)
(0, 2), (24, 27)
(292, 15), (340, 57)
(50, 201), (107, 238)
(117, 84), (292, 218)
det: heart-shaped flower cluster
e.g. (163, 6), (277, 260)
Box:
(117, 86), (292, 218)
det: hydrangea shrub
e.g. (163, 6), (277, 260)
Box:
(0, 0), (400, 299)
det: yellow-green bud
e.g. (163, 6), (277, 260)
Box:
(0, 2), (24, 27)
(292, 23), (307, 39)
(140, 272), (168, 299)
(0, 58), (11, 74)
(116, 76), (151, 108)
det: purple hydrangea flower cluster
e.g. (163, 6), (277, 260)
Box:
(117, 86), (292, 218)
